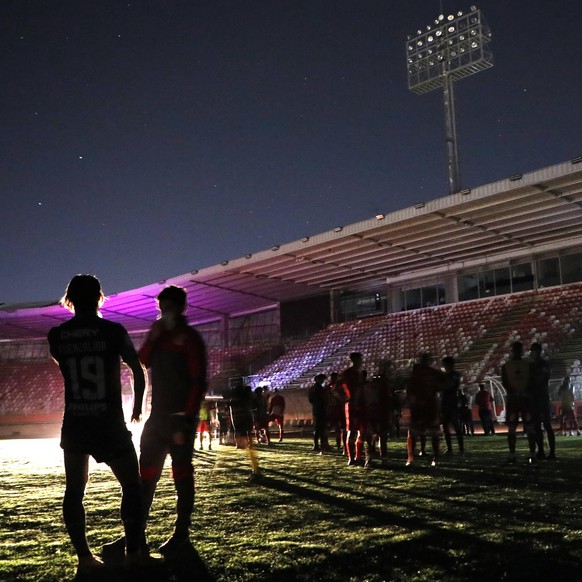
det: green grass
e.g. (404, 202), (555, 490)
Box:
(2, 434), (582, 581)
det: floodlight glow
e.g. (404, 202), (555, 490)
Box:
(405, 6), (493, 195)
(406, 9), (492, 95)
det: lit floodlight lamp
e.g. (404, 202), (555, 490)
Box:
(406, 6), (493, 195)
(375, 213), (385, 220)
(571, 155), (582, 164)
(220, 260), (229, 266)
(301, 236), (310, 242)
(333, 226), (343, 232)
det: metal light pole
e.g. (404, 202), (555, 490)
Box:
(406, 7), (493, 195)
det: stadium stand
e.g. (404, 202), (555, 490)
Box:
(253, 283), (582, 389)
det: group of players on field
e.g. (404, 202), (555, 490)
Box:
(306, 340), (563, 469)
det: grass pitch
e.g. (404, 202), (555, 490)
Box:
(2, 434), (582, 581)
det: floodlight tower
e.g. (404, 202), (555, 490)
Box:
(406, 6), (493, 195)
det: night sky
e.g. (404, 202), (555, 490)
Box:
(1, 1), (581, 304)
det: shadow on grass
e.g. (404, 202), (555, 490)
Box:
(253, 471), (582, 581)
(265, 529), (582, 582)
(81, 543), (215, 582)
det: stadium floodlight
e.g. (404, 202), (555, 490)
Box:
(406, 7), (493, 195)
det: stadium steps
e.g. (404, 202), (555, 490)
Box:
(546, 326), (582, 378)
(284, 318), (390, 389)
(455, 295), (540, 383)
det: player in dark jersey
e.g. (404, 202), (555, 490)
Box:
(341, 352), (365, 466)
(529, 342), (556, 459)
(229, 384), (261, 479)
(502, 341), (536, 463)
(138, 285), (207, 554)
(440, 357), (464, 455)
(268, 389), (286, 442)
(406, 353), (444, 467)
(327, 372), (347, 451)
(308, 374), (330, 452)
(253, 386), (271, 446)
(48, 275), (148, 576)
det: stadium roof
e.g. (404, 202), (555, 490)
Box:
(2, 157), (582, 341)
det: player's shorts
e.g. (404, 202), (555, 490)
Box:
(197, 420), (210, 433)
(529, 397), (551, 424)
(505, 395), (532, 429)
(441, 409), (461, 427)
(270, 414), (284, 427)
(409, 406), (441, 438)
(359, 407), (386, 435)
(140, 415), (196, 476)
(231, 410), (254, 436)
(60, 423), (136, 464)
(328, 407), (346, 428)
